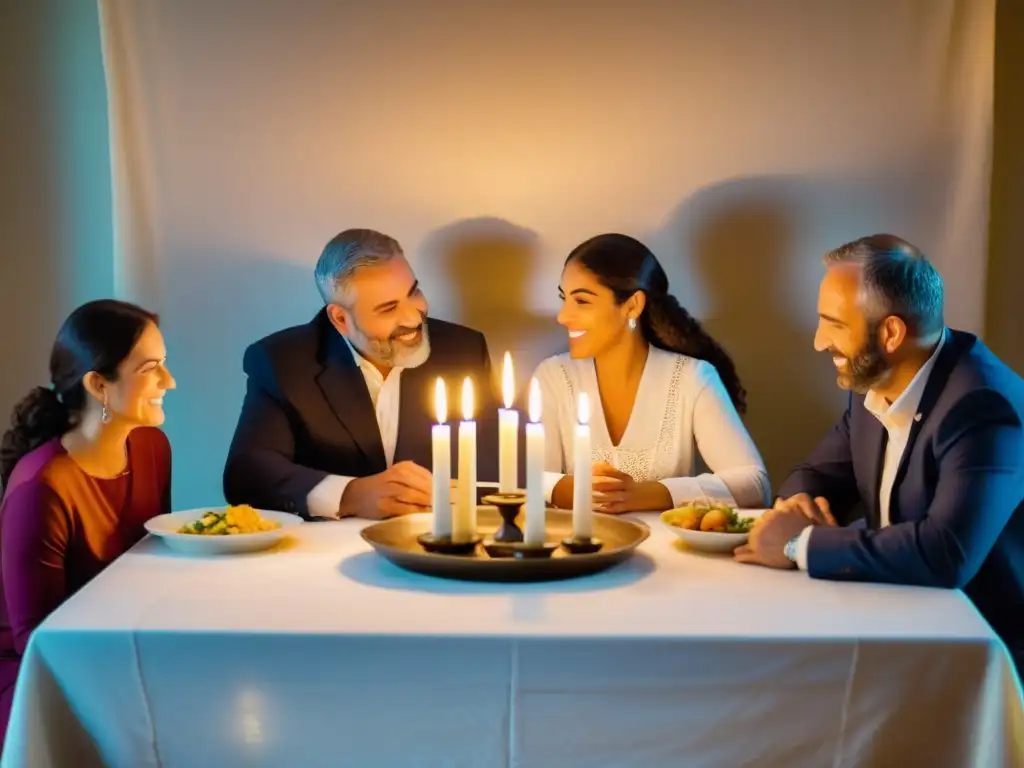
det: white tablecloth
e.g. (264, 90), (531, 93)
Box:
(4, 513), (1022, 768)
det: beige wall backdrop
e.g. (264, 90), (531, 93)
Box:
(0, 1), (114, 436)
(4, 0), (1015, 510)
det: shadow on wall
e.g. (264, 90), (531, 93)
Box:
(420, 217), (567, 395)
(157, 171), (951, 507)
(661, 181), (842, 486)
(161, 255), (319, 509)
(652, 172), (946, 487)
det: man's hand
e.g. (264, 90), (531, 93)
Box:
(734, 494), (838, 568)
(773, 493), (837, 526)
(339, 461), (433, 519)
(591, 462), (673, 514)
(733, 507), (813, 569)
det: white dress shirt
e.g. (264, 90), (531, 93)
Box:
(532, 348), (771, 509)
(794, 331), (946, 569)
(305, 338), (404, 519)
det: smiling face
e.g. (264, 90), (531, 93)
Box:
(99, 322), (176, 426)
(556, 258), (641, 359)
(813, 264), (892, 393)
(329, 254), (431, 369)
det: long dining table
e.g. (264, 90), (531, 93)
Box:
(3, 512), (1022, 768)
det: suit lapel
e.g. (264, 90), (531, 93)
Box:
(314, 330), (387, 473)
(887, 332), (965, 522)
(861, 415), (887, 529)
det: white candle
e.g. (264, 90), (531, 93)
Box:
(498, 351), (518, 493)
(431, 378), (452, 539)
(454, 377), (477, 543)
(572, 391), (593, 540)
(524, 378), (546, 546)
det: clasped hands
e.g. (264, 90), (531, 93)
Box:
(337, 462), (508, 519)
(733, 493), (837, 569)
(339, 461), (442, 519)
(590, 462), (672, 514)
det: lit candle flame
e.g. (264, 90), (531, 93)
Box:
(529, 377), (542, 423)
(502, 351), (515, 409)
(461, 377), (474, 421)
(434, 377), (447, 424)
(577, 391), (590, 425)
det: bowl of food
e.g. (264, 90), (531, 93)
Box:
(660, 502), (764, 554)
(144, 504), (302, 555)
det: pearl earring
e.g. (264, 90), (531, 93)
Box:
(627, 317), (637, 331)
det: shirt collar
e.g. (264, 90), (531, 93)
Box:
(864, 328), (946, 429)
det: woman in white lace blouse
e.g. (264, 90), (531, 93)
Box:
(533, 233), (770, 513)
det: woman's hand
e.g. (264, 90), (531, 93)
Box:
(591, 462), (672, 513)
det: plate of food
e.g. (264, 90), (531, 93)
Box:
(144, 504), (302, 555)
(660, 502), (764, 554)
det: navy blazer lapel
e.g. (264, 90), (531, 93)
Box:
(314, 329), (387, 473)
(888, 331), (967, 519)
(860, 414), (887, 529)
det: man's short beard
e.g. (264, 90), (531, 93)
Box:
(352, 318), (431, 369)
(839, 322), (891, 393)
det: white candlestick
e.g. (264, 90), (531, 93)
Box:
(431, 378), (452, 538)
(454, 377), (477, 543)
(498, 410), (518, 492)
(499, 352), (518, 493)
(572, 392), (593, 540)
(524, 378), (546, 546)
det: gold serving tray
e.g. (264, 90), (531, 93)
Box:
(361, 507), (649, 583)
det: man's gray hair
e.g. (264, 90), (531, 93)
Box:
(315, 229), (403, 305)
(824, 233), (944, 336)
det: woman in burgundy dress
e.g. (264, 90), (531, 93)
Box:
(0, 299), (176, 749)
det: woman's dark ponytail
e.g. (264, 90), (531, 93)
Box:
(1, 388), (71, 489)
(566, 232), (748, 415)
(0, 299), (158, 492)
(643, 293), (747, 414)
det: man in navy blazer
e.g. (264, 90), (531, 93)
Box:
(736, 234), (1024, 673)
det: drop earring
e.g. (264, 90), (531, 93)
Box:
(627, 317), (637, 332)
(101, 397), (110, 424)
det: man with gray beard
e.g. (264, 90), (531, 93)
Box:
(224, 229), (499, 520)
(735, 234), (1024, 675)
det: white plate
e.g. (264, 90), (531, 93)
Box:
(144, 507), (303, 555)
(660, 508), (767, 554)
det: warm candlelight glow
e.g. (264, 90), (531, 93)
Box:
(461, 377), (474, 421)
(529, 377), (541, 423)
(434, 377), (447, 424)
(502, 351), (514, 409)
(577, 391), (590, 425)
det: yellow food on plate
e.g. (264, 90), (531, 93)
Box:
(670, 508), (702, 530)
(662, 502), (755, 534)
(699, 508), (730, 532)
(177, 505), (281, 535)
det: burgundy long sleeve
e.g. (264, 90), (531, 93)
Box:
(0, 427), (171, 749)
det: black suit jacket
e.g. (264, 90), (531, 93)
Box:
(778, 330), (1024, 669)
(223, 311), (500, 516)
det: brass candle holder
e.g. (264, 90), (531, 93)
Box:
(416, 533), (481, 556)
(481, 492), (558, 559)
